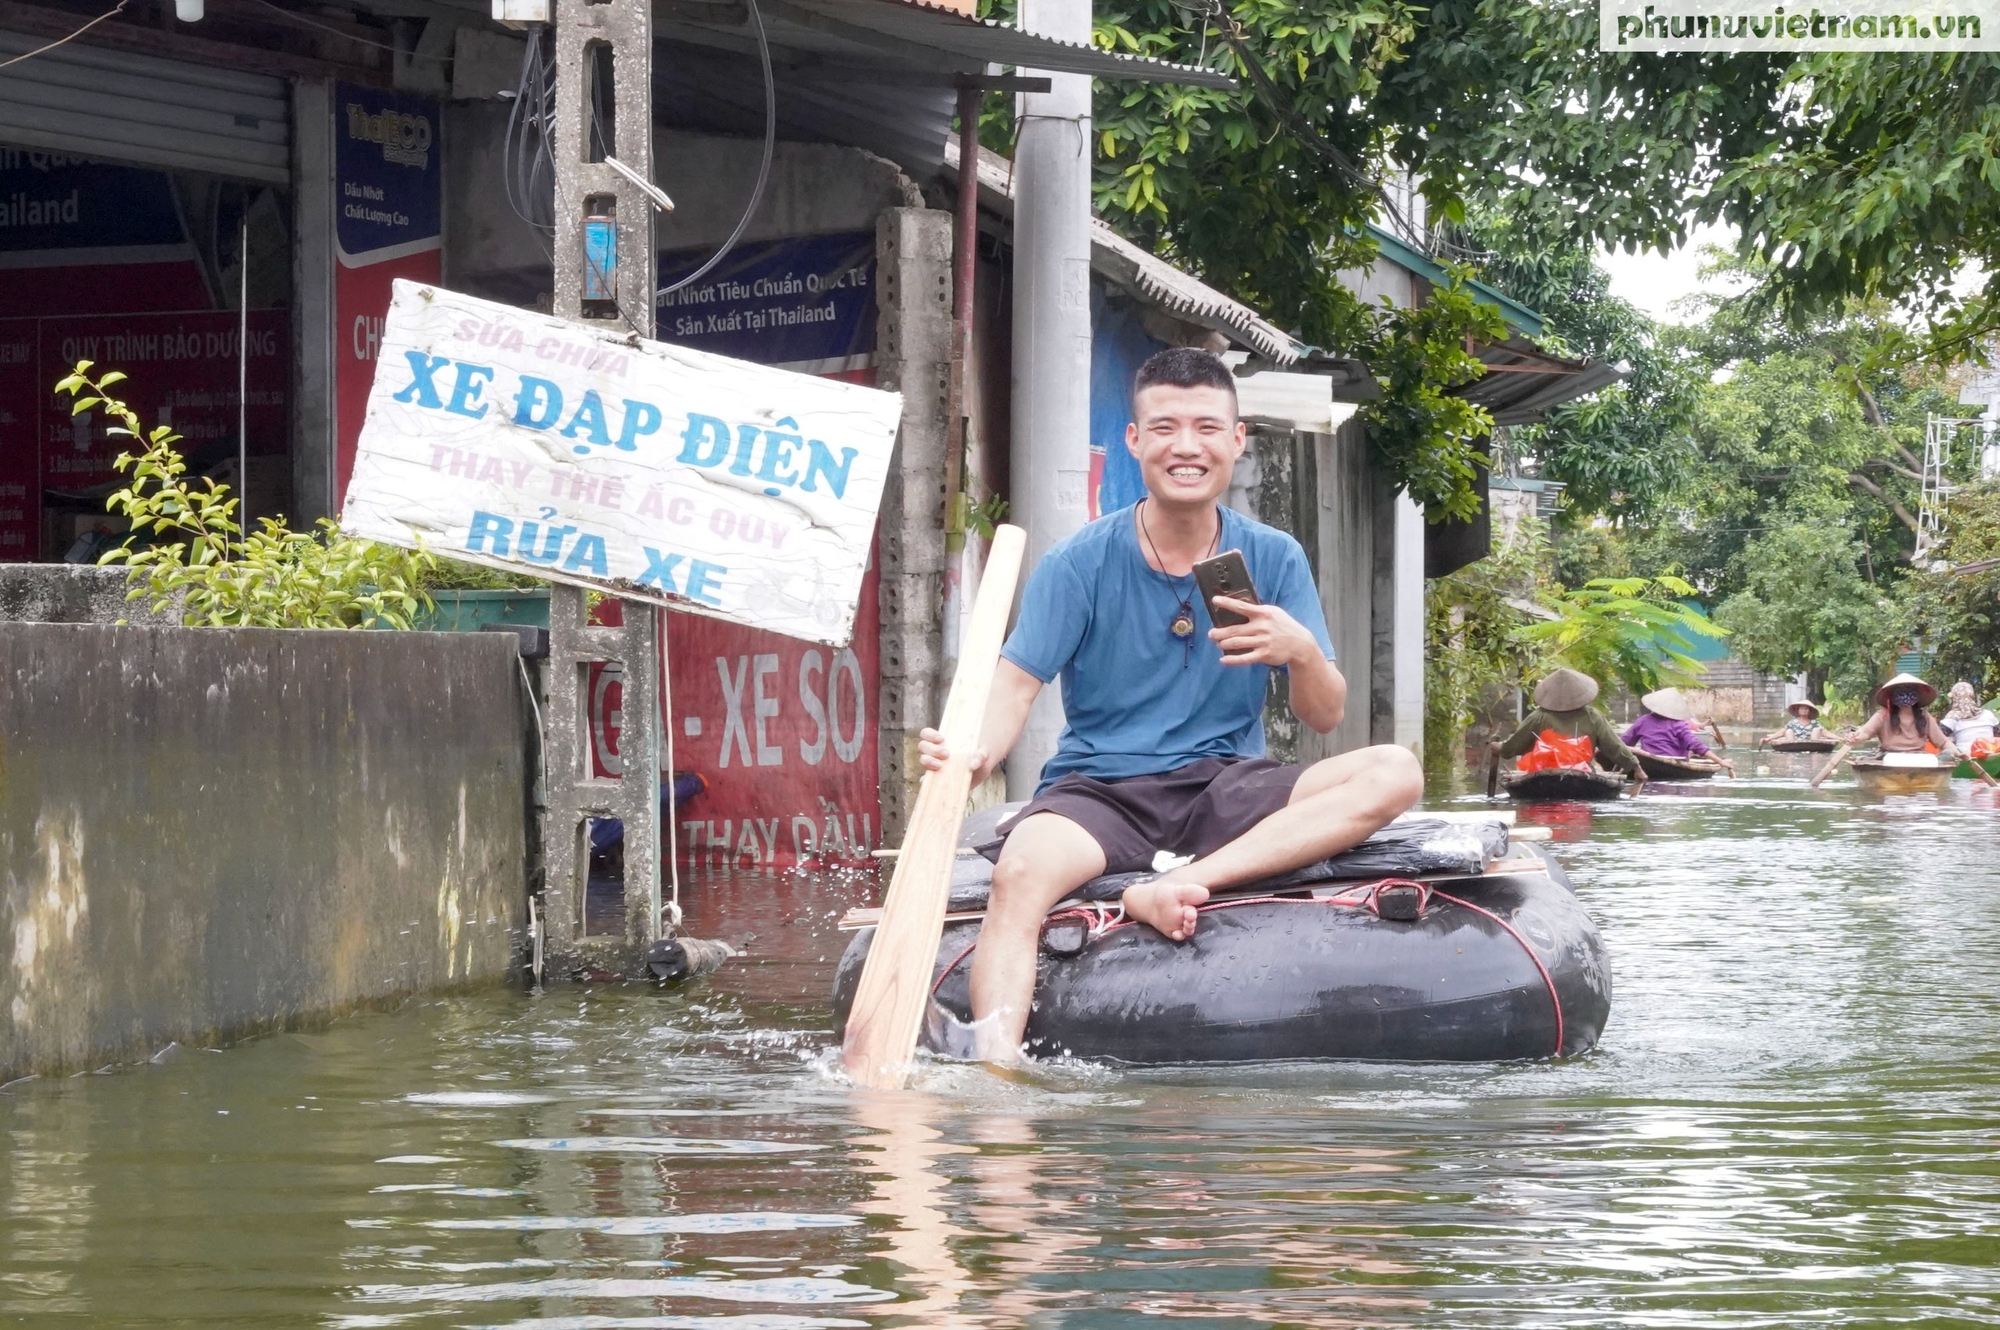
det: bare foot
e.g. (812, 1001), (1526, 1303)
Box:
(1121, 878), (1210, 941)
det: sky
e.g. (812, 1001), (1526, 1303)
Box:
(1596, 222), (1739, 324)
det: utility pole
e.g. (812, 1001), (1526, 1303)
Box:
(538, 0), (669, 975)
(1008, 0), (1094, 799)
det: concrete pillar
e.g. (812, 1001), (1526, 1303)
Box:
(875, 207), (955, 844)
(1370, 475), (1426, 756)
(290, 77), (336, 524)
(1007, 0), (1094, 797)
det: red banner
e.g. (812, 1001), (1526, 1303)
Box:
(588, 553), (882, 869)
(0, 319), (36, 560)
(38, 311), (288, 492)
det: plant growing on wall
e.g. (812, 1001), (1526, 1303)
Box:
(58, 363), (438, 629)
(1518, 573), (1726, 697)
(1424, 514), (1554, 776)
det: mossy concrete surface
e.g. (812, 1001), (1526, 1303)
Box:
(0, 624), (528, 1081)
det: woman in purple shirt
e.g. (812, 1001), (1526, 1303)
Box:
(1624, 689), (1736, 773)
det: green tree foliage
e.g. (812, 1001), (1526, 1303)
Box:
(974, 0), (1536, 516)
(1464, 215), (1702, 521)
(1517, 574), (1725, 696)
(1903, 485), (2000, 691)
(1712, 521), (1901, 701)
(59, 364), (437, 628)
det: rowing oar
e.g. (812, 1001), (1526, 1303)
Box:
(1958, 747), (2000, 788)
(1809, 741), (1852, 789)
(842, 523), (1026, 1090)
(1485, 744), (1500, 799)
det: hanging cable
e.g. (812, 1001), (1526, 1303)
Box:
(658, 0), (775, 299)
(0, 0), (127, 70)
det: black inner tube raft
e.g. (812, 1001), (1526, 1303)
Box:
(832, 837), (1611, 1065)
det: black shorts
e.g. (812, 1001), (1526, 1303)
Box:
(987, 757), (1305, 875)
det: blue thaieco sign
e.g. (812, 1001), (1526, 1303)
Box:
(335, 83), (442, 261)
(342, 282), (901, 645)
(656, 232), (876, 372)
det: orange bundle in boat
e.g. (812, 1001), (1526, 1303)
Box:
(1516, 730), (1595, 772)
(1972, 737), (2000, 760)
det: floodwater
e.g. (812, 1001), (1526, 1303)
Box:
(7, 754), (2000, 1328)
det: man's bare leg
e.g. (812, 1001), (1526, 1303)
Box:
(1123, 744), (1424, 936)
(967, 812), (1106, 1063)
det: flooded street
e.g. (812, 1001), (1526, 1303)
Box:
(7, 762), (2000, 1327)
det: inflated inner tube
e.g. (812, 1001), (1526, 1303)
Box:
(832, 811), (1612, 1065)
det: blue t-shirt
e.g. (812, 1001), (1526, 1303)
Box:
(1000, 504), (1336, 791)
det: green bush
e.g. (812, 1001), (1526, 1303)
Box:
(59, 362), (438, 629)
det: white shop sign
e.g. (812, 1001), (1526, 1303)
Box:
(339, 280), (902, 646)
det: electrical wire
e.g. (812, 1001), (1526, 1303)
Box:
(658, 0), (775, 299)
(0, 0), (128, 70)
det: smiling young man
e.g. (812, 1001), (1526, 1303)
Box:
(919, 347), (1425, 1063)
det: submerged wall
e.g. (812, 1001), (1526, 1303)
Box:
(0, 624), (528, 1081)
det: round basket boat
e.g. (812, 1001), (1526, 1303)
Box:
(831, 846), (1611, 1064)
(1768, 738), (1837, 754)
(1952, 753), (2000, 781)
(1636, 751), (1723, 782)
(1849, 757), (1953, 794)
(1501, 767), (1627, 801)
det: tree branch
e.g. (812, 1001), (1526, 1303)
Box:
(1847, 470), (1921, 533)
(1855, 382), (1888, 428)
(1860, 456), (1926, 483)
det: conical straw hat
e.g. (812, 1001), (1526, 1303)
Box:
(1787, 699), (1821, 719)
(1874, 672), (1936, 708)
(1639, 688), (1692, 721)
(1534, 667), (1599, 711)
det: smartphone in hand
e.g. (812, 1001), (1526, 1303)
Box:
(1192, 550), (1259, 629)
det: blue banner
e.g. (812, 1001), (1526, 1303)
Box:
(0, 153), (183, 252)
(335, 84), (442, 261)
(656, 232), (876, 372)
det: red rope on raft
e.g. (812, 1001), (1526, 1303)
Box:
(926, 877), (1567, 1057)
(1427, 887), (1565, 1057)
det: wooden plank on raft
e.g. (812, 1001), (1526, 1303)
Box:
(839, 524), (1026, 1089)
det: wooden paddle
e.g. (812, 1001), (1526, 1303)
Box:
(1809, 741), (1853, 788)
(842, 523), (1026, 1090)
(1485, 744), (1501, 799)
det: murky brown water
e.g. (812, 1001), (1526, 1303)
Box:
(7, 757), (2000, 1327)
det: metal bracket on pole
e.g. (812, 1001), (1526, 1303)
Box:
(539, 0), (662, 976)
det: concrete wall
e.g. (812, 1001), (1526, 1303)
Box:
(0, 564), (178, 626)
(1239, 420), (1426, 764)
(0, 625), (528, 1081)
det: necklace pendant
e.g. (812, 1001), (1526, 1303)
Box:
(1170, 612), (1195, 641)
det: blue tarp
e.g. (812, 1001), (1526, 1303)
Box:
(1091, 289), (1167, 517)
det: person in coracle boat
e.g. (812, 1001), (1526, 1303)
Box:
(1622, 687), (1735, 774)
(915, 347), (1425, 1064)
(1939, 681), (1999, 760)
(1490, 668), (1646, 784)
(1761, 699), (1835, 746)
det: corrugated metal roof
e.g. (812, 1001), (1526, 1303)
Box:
(654, 43), (957, 178)
(654, 0), (1235, 90)
(946, 138), (1305, 365)
(1462, 339), (1627, 425)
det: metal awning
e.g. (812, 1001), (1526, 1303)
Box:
(1461, 338), (1626, 425)
(656, 0), (1236, 89)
